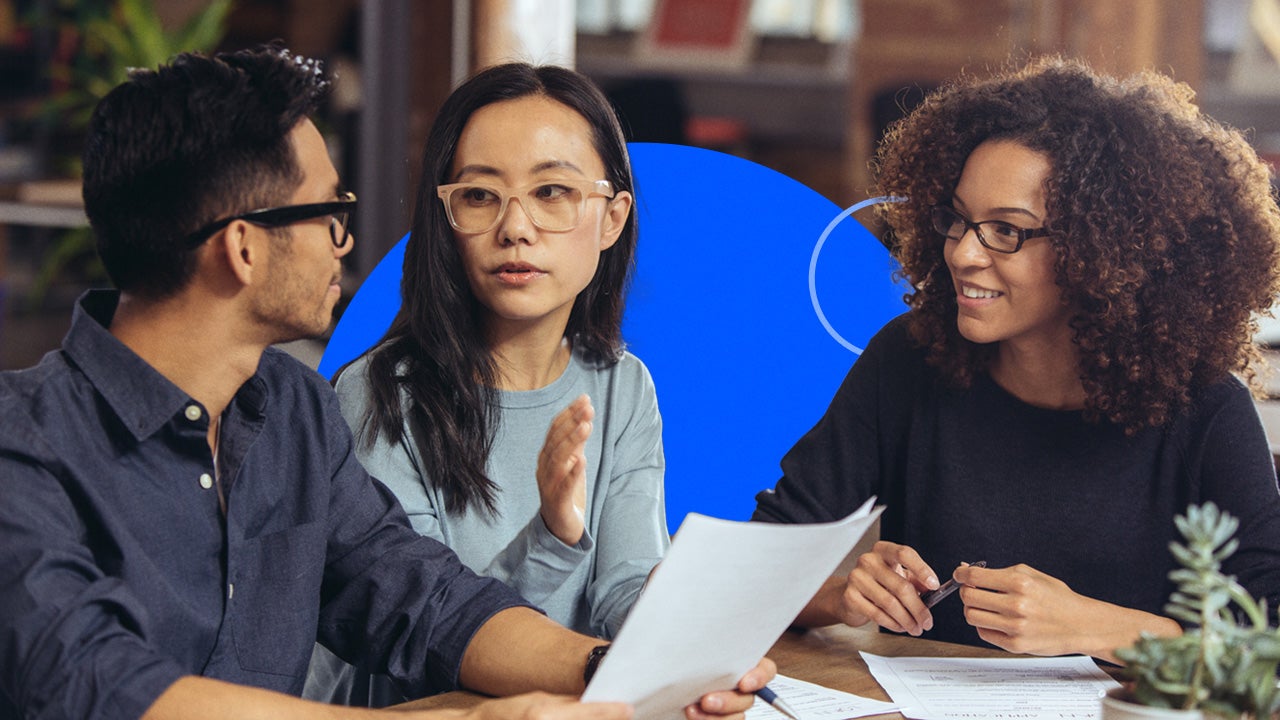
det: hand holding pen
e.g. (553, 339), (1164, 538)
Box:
(920, 561), (988, 608)
(827, 541), (945, 636)
(756, 685), (800, 720)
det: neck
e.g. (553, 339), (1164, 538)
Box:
(989, 333), (1086, 411)
(110, 291), (267, 419)
(486, 319), (572, 392)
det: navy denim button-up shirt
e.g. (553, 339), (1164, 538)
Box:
(0, 290), (527, 719)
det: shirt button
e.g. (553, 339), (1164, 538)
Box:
(199, 473), (214, 489)
(184, 405), (203, 422)
(228, 583), (235, 599)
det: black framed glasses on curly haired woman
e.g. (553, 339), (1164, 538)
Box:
(930, 204), (1051, 254)
(185, 191), (358, 248)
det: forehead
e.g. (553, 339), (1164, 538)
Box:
(452, 95), (602, 178)
(955, 139), (1051, 211)
(287, 119), (339, 201)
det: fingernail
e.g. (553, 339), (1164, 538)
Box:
(927, 575), (939, 589)
(925, 616), (934, 631)
(703, 694), (722, 712)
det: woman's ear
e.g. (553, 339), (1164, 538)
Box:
(599, 190), (633, 251)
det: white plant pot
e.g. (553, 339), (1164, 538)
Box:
(1100, 688), (1206, 719)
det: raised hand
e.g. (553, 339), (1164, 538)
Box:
(536, 394), (594, 545)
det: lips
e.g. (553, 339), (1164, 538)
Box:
(490, 261), (548, 287)
(492, 261), (544, 275)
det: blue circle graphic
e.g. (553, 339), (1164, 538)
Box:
(321, 143), (909, 528)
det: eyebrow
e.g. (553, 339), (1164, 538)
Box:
(953, 195), (1044, 224)
(452, 160), (586, 182)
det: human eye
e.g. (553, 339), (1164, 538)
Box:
(458, 185), (499, 206)
(988, 221), (1023, 240)
(531, 183), (579, 203)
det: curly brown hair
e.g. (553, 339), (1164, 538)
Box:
(873, 56), (1280, 432)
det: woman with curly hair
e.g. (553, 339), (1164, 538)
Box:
(754, 56), (1280, 662)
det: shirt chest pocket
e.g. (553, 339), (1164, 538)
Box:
(230, 521), (325, 677)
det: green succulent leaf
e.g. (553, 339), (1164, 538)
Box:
(1119, 503), (1278, 717)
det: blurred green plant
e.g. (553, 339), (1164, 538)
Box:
(1116, 502), (1280, 718)
(44, 0), (232, 145)
(31, 0), (232, 301)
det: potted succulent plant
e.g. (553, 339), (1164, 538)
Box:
(1102, 502), (1280, 719)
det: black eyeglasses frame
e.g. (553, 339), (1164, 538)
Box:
(185, 191), (358, 248)
(930, 204), (1052, 254)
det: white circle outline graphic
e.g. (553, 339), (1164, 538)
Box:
(808, 195), (909, 354)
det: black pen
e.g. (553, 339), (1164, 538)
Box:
(757, 684), (800, 720)
(919, 560), (987, 608)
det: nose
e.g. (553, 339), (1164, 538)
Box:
(497, 195), (536, 246)
(946, 226), (992, 269)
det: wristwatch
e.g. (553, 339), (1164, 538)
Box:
(584, 644), (610, 684)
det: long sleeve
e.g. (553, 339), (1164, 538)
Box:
(0, 409), (186, 720)
(333, 352), (668, 640)
(584, 359), (668, 638)
(333, 361), (585, 604)
(1187, 379), (1280, 607)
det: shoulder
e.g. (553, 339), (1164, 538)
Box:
(569, 349), (661, 442)
(332, 352), (376, 405)
(572, 347), (654, 384)
(0, 366), (43, 450)
(258, 347), (331, 391)
(255, 347), (345, 417)
(0, 350), (86, 443)
(0, 349), (72, 406)
(863, 312), (924, 363)
(834, 312), (929, 391)
(608, 350), (656, 387)
(573, 348), (657, 401)
(1181, 374), (1260, 430)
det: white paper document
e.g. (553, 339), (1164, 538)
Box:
(746, 674), (900, 719)
(861, 652), (1122, 720)
(581, 498), (883, 719)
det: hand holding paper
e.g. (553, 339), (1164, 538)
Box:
(582, 499), (884, 718)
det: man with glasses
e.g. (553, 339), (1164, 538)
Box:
(0, 46), (771, 720)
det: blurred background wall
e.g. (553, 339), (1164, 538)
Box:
(1, 0), (1276, 372)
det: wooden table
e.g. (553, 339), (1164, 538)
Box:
(396, 625), (1122, 717)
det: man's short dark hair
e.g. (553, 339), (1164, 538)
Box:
(82, 45), (330, 300)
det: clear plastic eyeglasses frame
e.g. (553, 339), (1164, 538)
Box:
(436, 179), (615, 234)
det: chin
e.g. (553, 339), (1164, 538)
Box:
(955, 318), (1003, 346)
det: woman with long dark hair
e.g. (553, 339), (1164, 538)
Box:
(307, 62), (665, 706)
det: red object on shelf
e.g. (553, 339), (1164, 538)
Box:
(649, 0), (751, 49)
(684, 116), (748, 148)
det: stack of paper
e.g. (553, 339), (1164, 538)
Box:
(862, 652), (1121, 720)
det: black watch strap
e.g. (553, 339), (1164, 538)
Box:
(583, 644), (610, 685)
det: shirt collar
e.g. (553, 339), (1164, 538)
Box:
(62, 289), (206, 441)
